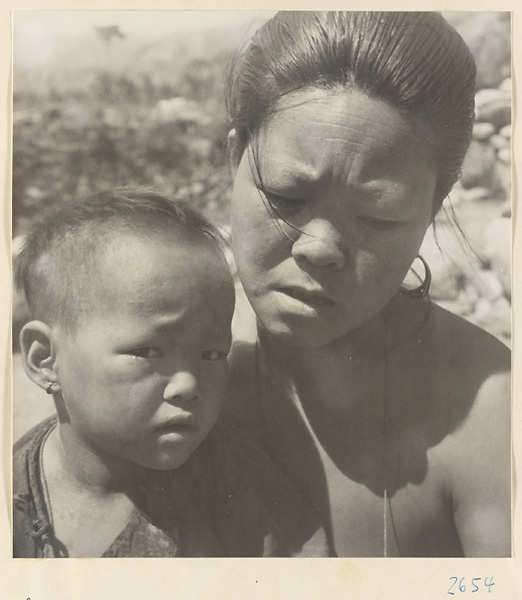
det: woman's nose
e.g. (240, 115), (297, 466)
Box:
(163, 371), (199, 403)
(291, 221), (345, 270)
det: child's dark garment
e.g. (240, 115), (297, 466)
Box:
(13, 417), (329, 557)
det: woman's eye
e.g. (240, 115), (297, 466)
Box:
(201, 349), (227, 361)
(263, 190), (305, 214)
(357, 216), (400, 230)
(127, 348), (159, 359)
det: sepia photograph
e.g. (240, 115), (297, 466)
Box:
(3, 5), (521, 598)
(10, 9), (512, 561)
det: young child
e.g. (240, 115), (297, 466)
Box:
(13, 188), (328, 558)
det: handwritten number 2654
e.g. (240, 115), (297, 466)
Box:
(448, 577), (495, 595)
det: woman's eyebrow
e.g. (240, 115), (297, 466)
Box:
(358, 180), (407, 195)
(258, 162), (326, 188)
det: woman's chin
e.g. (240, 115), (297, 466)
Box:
(258, 318), (349, 350)
(256, 301), (395, 352)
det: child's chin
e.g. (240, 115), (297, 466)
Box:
(141, 451), (193, 471)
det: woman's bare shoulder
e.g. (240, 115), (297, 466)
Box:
(412, 302), (511, 460)
(391, 299), (510, 446)
(421, 306), (511, 556)
(421, 301), (510, 380)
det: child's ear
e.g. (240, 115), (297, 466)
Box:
(19, 321), (59, 393)
(227, 129), (244, 174)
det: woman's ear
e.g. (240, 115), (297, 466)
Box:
(227, 129), (244, 174)
(19, 321), (59, 393)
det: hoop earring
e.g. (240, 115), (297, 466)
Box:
(400, 255), (431, 300)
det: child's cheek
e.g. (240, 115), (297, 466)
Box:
(97, 363), (160, 417)
(95, 359), (159, 411)
(110, 356), (154, 382)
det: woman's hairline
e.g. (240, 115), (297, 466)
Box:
(231, 83), (444, 218)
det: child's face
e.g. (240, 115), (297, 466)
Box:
(52, 233), (234, 471)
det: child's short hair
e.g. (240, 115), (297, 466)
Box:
(15, 187), (226, 331)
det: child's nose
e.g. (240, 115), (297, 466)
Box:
(163, 371), (199, 403)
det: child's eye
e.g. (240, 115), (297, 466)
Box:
(127, 348), (159, 359)
(201, 349), (227, 361)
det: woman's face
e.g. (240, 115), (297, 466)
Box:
(230, 89), (438, 348)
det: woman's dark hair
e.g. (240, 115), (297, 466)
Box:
(225, 11), (477, 212)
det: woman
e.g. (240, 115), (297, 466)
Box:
(224, 12), (511, 557)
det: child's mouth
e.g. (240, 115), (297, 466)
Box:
(155, 415), (197, 434)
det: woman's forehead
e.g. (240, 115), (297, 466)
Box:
(254, 89), (436, 183)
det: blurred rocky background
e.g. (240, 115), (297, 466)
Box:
(422, 12), (511, 348)
(11, 12), (511, 438)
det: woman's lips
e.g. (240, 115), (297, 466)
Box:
(277, 287), (335, 309)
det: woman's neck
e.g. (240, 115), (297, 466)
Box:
(257, 294), (430, 417)
(259, 293), (430, 370)
(259, 309), (387, 375)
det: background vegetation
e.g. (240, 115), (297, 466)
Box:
(12, 13), (510, 235)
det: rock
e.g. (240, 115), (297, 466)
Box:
(471, 297), (492, 324)
(475, 88), (510, 109)
(460, 140), (497, 190)
(490, 134), (508, 150)
(499, 124), (511, 139)
(459, 187), (490, 202)
(425, 253), (464, 300)
(472, 122), (495, 140)
(475, 88), (511, 130)
(468, 294), (511, 342)
(429, 274), (462, 300)
(497, 147), (511, 164)
(435, 290), (475, 317)
(473, 269), (504, 303)
(499, 78), (512, 92)
(419, 229), (469, 301)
